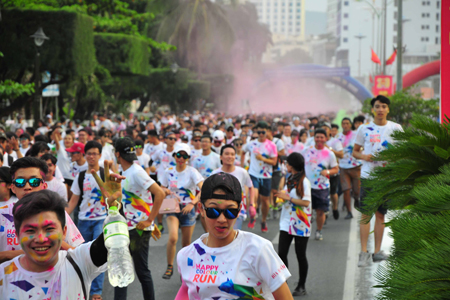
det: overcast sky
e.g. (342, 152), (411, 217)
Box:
(305, 0), (328, 12)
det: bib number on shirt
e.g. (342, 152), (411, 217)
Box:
(170, 180), (178, 189)
(104, 221), (129, 241)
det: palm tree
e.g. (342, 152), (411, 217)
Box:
(363, 115), (450, 299)
(156, 0), (235, 75)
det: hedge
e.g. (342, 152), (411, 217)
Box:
(0, 8), (96, 77)
(94, 33), (151, 76)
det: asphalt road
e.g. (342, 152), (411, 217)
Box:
(101, 205), (363, 300)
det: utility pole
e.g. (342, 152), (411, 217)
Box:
(382, 0), (387, 74)
(355, 34), (367, 77)
(396, 0), (403, 91)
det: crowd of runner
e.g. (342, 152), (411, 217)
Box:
(0, 94), (401, 299)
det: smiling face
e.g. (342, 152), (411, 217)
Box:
(314, 133), (327, 149)
(175, 151), (188, 166)
(221, 147), (235, 166)
(18, 211), (66, 272)
(201, 137), (212, 151)
(85, 147), (100, 167)
(45, 159), (56, 181)
(11, 167), (47, 200)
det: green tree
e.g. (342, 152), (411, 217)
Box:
(362, 115), (450, 299)
(362, 90), (439, 127)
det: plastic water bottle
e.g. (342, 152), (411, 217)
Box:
(103, 206), (135, 287)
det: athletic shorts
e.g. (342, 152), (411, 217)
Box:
(64, 178), (73, 187)
(166, 204), (197, 227)
(340, 166), (361, 192)
(311, 189), (330, 212)
(329, 175), (339, 195)
(250, 175), (271, 197)
(360, 185), (387, 215)
(271, 171), (283, 190)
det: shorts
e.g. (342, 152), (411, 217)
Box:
(311, 188), (330, 212)
(166, 204), (197, 227)
(360, 185), (387, 215)
(250, 175), (271, 197)
(271, 171), (283, 190)
(64, 178), (73, 187)
(329, 175), (339, 195)
(150, 174), (161, 186)
(340, 166), (361, 192)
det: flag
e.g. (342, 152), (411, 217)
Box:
(386, 49), (398, 65)
(369, 74), (374, 84)
(371, 48), (381, 64)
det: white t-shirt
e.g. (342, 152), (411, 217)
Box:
(243, 139), (278, 178)
(355, 121), (403, 178)
(69, 161), (88, 180)
(71, 170), (109, 221)
(0, 242), (107, 299)
(99, 119), (115, 130)
(191, 152), (221, 179)
(56, 147), (72, 180)
(0, 202), (84, 252)
(336, 131), (362, 169)
(211, 167), (253, 219)
(152, 148), (176, 182)
(160, 166), (203, 204)
(122, 163), (156, 231)
(46, 178), (68, 201)
(99, 143), (115, 166)
(279, 178), (312, 237)
(272, 137), (285, 172)
(20, 146), (30, 156)
(144, 142), (165, 175)
(136, 153), (151, 170)
(189, 148), (202, 163)
(302, 145), (338, 190)
(177, 231), (291, 299)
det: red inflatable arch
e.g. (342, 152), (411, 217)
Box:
(395, 60), (440, 90)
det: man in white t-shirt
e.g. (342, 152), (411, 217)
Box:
(242, 121), (278, 232)
(281, 124), (292, 145)
(191, 135), (221, 179)
(211, 144), (254, 229)
(98, 129), (115, 167)
(151, 132), (177, 183)
(3, 157), (84, 262)
(41, 154), (68, 201)
(189, 131), (203, 161)
(134, 139), (150, 174)
(0, 176), (124, 299)
(225, 124), (236, 145)
(353, 95), (403, 267)
(302, 128), (339, 241)
(67, 141), (107, 299)
(291, 116), (304, 132)
(19, 133), (31, 156)
(115, 137), (165, 300)
(66, 142), (88, 179)
(212, 130), (225, 154)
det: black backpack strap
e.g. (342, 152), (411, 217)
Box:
(99, 167), (105, 182)
(67, 252), (87, 300)
(8, 155), (13, 166)
(77, 171), (86, 208)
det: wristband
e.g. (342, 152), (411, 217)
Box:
(289, 197), (293, 203)
(327, 170), (330, 175)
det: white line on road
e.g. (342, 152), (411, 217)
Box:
(342, 210), (358, 300)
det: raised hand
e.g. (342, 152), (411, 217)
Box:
(91, 160), (125, 208)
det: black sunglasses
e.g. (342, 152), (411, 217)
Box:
(13, 178), (44, 188)
(193, 139), (201, 142)
(257, 131), (266, 135)
(167, 137), (177, 141)
(175, 152), (189, 159)
(234, 143), (242, 146)
(251, 136), (258, 140)
(203, 205), (240, 219)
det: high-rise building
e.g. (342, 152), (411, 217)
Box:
(249, 0), (305, 38)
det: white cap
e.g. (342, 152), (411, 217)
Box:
(293, 116), (300, 121)
(213, 130), (225, 141)
(174, 143), (191, 156)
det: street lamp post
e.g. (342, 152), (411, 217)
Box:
(355, 34), (367, 77)
(396, 0), (403, 91)
(30, 27), (49, 125)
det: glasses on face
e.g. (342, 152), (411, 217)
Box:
(214, 140), (222, 144)
(257, 131), (266, 135)
(234, 143), (242, 147)
(227, 129), (233, 132)
(135, 145), (142, 149)
(175, 152), (189, 159)
(86, 152), (100, 157)
(13, 178), (43, 188)
(69, 152), (81, 156)
(20, 138), (28, 141)
(203, 205), (240, 219)
(251, 136), (258, 140)
(193, 139), (201, 142)
(167, 137), (177, 141)
(104, 135), (111, 138)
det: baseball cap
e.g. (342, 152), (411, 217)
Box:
(115, 138), (138, 162)
(193, 131), (202, 138)
(200, 173), (242, 204)
(0, 132), (7, 140)
(293, 116), (300, 121)
(212, 130), (225, 141)
(181, 135), (189, 142)
(66, 142), (85, 154)
(147, 129), (158, 136)
(173, 143), (191, 156)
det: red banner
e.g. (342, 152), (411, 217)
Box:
(372, 75), (394, 96)
(441, 2), (450, 123)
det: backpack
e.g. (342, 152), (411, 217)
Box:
(77, 167), (105, 207)
(8, 155), (13, 166)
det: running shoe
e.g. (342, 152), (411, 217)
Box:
(333, 209), (339, 220)
(358, 251), (372, 267)
(344, 212), (353, 219)
(315, 231), (323, 241)
(373, 250), (389, 262)
(248, 218), (256, 229)
(162, 265), (173, 279)
(261, 222), (268, 233)
(292, 285), (307, 296)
